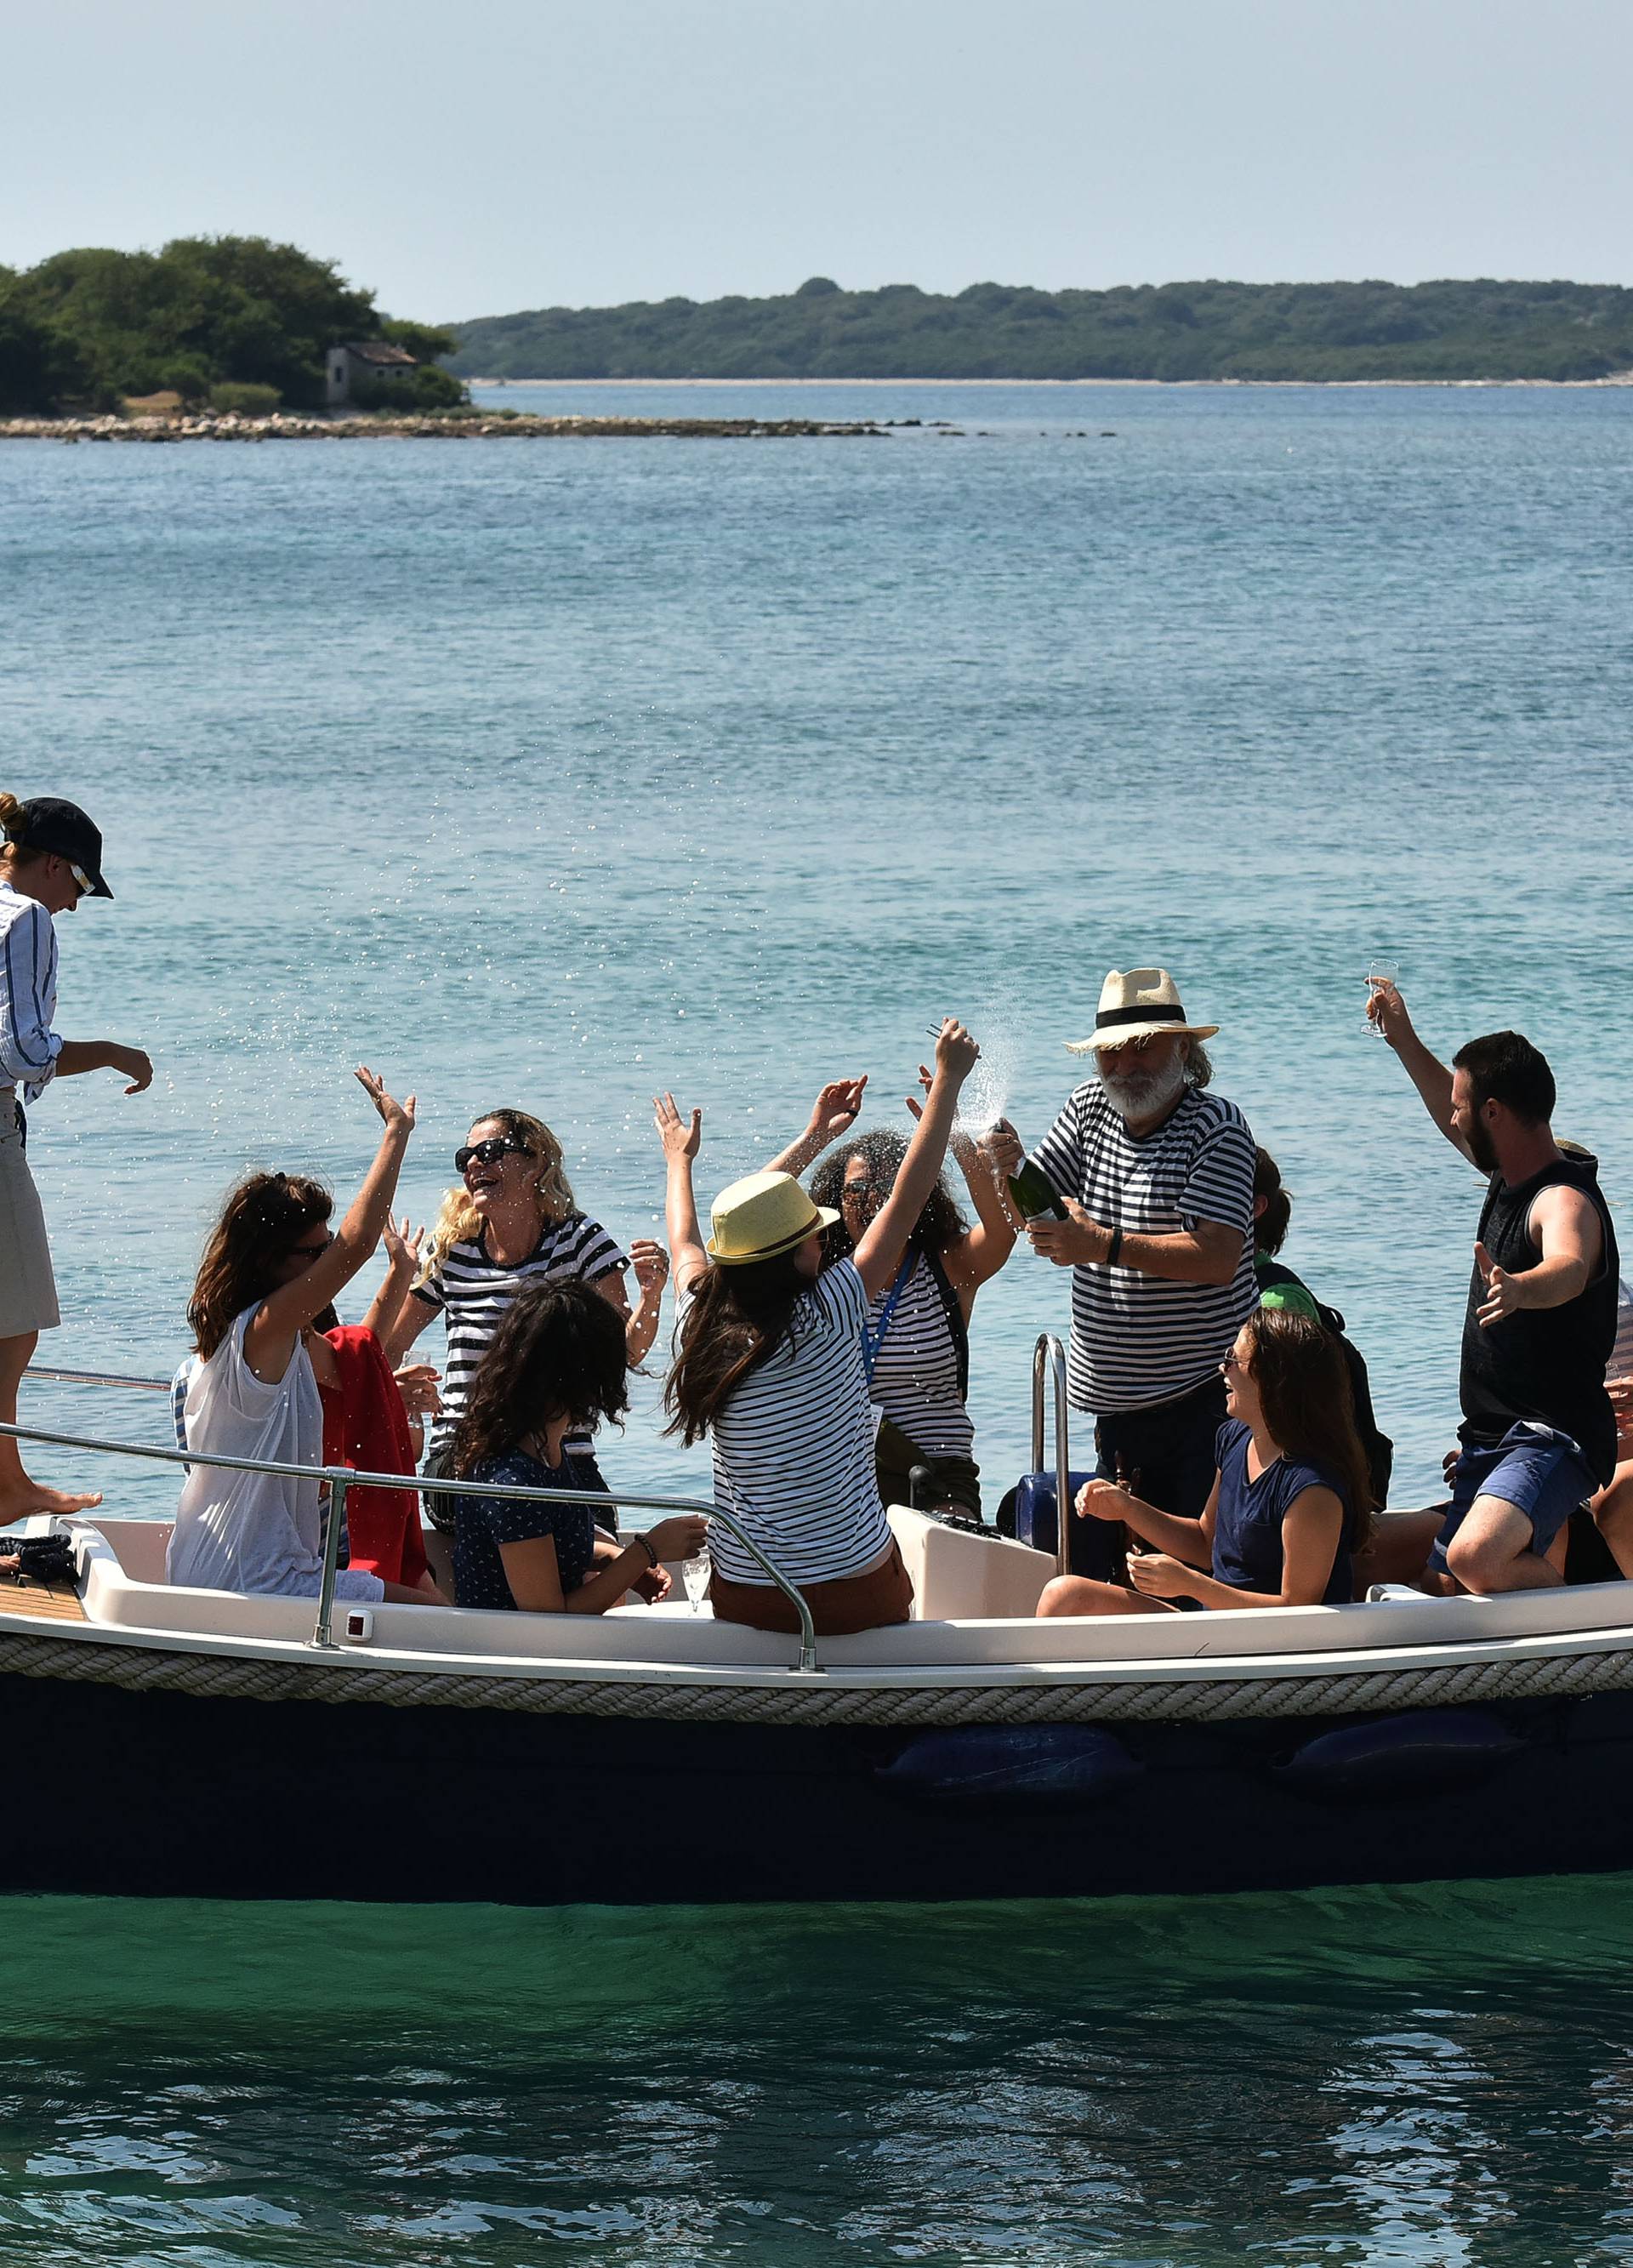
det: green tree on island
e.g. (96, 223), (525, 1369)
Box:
(447, 275), (1633, 385)
(0, 237), (466, 413)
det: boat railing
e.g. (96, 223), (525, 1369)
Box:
(1031, 1333), (1072, 1579)
(0, 1392), (821, 1673)
(26, 1365), (172, 1392)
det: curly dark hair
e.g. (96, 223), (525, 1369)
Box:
(188, 1172), (333, 1359)
(451, 1279), (629, 1478)
(809, 1129), (967, 1267)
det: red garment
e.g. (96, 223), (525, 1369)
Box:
(316, 1325), (429, 1589)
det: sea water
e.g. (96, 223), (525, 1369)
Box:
(5, 1878), (1633, 2265)
(2, 382), (1631, 2261)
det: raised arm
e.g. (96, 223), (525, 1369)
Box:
(1368, 982), (1471, 1164)
(244, 1068), (416, 1383)
(361, 1215), (423, 1341)
(617, 1241), (671, 1364)
(852, 1021), (979, 1299)
(382, 1284), (438, 1369)
(906, 1066), (1016, 1298)
(765, 1077), (868, 1177)
(654, 1092), (708, 1294)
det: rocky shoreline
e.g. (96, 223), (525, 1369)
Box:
(0, 411), (885, 443)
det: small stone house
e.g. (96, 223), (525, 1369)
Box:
(325, 340), (418, 406)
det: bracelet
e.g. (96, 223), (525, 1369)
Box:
(1106, 1224), (1123, 1268)
(634, 1531), (659, 1569)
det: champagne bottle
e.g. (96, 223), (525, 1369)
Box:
(997, 1125), (1066, 1222)
(1107, 1455), (1138, 1587)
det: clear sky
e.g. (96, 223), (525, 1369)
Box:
(5, 0), (1630, 322)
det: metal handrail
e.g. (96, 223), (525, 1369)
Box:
(0, 1417), (821, 1673)
(26, 1366), (171, 1392)
(1031, 1333), (1072, 1579)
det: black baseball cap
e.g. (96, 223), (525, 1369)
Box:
(4, 798), (112, 898)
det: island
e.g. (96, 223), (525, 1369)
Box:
(7, 244), (1632, 425)
(452, 276), (1633, 385)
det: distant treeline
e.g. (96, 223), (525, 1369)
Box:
(0, 237), (464, 413)
(451, 276), (1633, 384)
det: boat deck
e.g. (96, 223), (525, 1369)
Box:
(0, 1577), (85, 1623)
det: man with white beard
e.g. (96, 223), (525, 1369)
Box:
(984, 968), (1257, 1520)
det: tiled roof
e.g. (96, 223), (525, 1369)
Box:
(342, 340), (418, 367)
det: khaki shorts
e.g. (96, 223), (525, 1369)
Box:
(0, 1110), (60, 1338)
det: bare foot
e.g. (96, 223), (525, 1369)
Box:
(0, 1477), (102, 1520)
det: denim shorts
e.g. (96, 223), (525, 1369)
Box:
(1428, 1422), (1597, 1573)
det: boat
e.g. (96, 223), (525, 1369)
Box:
(4, 1338), (1633, 1906)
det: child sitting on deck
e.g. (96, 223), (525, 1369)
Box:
(1037, 1306), (1372, 1616)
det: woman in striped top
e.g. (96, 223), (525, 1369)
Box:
(769, 1071), (1017, 1517)
(389, 1106), (668, 1582)
(658, 1018), (981, 1636)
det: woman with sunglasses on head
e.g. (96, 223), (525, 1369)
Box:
(1035, 1305), (1372, 1618)
(170, 1211), (444, 1598)
(657, 1017), (981, 1638)
(389, 1109), (668, 1582)
(766, 1069), (1017, 1519)
(0, 792), (152, 1519)
(167, 1068), (431, 1604)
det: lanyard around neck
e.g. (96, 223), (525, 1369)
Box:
(862, 1257), (914, 1386)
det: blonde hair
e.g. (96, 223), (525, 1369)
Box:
(418, 1108), (577, 1284)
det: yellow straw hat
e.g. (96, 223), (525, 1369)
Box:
(707, 1171), (839, 1265)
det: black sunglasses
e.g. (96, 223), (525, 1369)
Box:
(287, 1232), (333, 1262)
(456, 1137), (537, 1174)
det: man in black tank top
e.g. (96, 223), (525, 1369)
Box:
(1373, 989), (1617, 1593)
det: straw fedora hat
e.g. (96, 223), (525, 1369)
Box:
(1066, 966), (1220, 1055)
(707, 1171), (840, 1265)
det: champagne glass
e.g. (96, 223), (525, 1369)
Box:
(682, 1545), (712, 1615)
(1365, 958), (1399, 1036)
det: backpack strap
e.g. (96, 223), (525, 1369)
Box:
(924, 1246), (971, 1403)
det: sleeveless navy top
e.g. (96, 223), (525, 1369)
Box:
(1211, 1420), (1353, 1605)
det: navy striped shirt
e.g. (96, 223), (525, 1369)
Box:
(1031, 1082), (1256, 1414)
(413, 1213), (628, 1460)
(688, 1257), (891, 1587)
(865, 1251), (973, 1460)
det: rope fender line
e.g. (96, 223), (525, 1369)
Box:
(0, 1628), (1631, 1724)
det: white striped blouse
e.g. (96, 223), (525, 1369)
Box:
(0, 881), (61, 1100)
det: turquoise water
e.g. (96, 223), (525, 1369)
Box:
(4, 1878), (1633, 2265)
(4, 379), (1631, 1518)
(4, 383), (1633, 2261)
